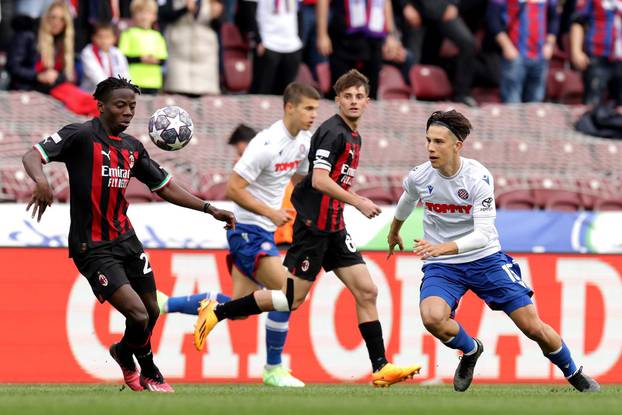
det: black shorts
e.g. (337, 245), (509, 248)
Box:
(283, 218), (365, 281)
(72, 235), (156, 303)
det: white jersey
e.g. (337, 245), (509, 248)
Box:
(233, 120), (310, 232)
(403, 157), (501, 264)
(253, 0), (302, 53)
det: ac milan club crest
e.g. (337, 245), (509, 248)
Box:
(129, 153), (135, 169)
(98, 273), (109, 287)
(457, 189), (469, 200)
(301, 259), (310, 272)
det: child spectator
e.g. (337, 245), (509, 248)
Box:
(119, 0), (167, 94)
(80, 22), (130, 92)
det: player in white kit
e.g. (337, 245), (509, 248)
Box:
(188, 83), (320, 387)
(387, 110), (600, 392)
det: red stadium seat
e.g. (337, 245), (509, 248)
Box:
(201, 182), (229, 201)
(125, 180), (154, 203)
(378, 65), (411, 100)
(593, 197), (622, 211)
(296, 63), (321, 91)
(546, 68), (583, 104)
(315, 62), (331, 95)
(496, 189), (537, 210)
(357, 186), (396, 205)
(220, 23), (252, 93)
(409, 65), (453, 101)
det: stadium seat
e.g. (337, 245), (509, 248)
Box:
(220, 23), (252, 93)
(315, 62), (331, 95)
(125, 180), (154, 203)
(201, 182), (229, 201)
(409, 65), (453, 101)
(546, 68), (583, 104)
(378, 65), (411, 100)
(593, 197), (622, 211)
(496, 189), (537, 210)
(296, 64), (321, 91)
(356, 186), (396, 205)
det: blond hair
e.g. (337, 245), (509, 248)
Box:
(38, 0), (74, 81)
(130, 0), (158, 16)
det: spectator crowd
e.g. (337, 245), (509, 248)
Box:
(1, 0), (621, 113)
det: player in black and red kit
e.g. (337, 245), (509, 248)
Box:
(193, 70), (421, 386)
(22, 76), (235, 393)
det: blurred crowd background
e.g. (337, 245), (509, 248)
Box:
(0, 0), (620, 111)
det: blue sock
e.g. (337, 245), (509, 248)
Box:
(444, 322), (477, 355)
(266, 311), (290, 367)
(546, 341), (578, 378)
(167, 292), (231, 315)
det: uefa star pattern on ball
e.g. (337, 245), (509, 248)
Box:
(148, 106), (194, 151)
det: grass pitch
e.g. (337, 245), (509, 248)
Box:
(1, 384), (620, 415)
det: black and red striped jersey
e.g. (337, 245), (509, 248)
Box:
(291, 114), (361, 233)
(34, 117), (170, 256)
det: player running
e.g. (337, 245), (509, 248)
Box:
(387, 109), (600, 392)
(193, 69), (422, 387)
(21, 76), (235, 393)
(187, 83), (320, 387)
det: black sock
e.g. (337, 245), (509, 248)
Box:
(214, 293), (262, 321)
(135, 348), (162, 380)
(359, 321), (388, 372)
(115, 341), (136, 369)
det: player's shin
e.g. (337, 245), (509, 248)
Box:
(444, 322), (478, 355)
(546, 340), (578, 378)
(358, 321), (389, 372)
(266, 311), (290, 367)
(166, 292), (232, 315)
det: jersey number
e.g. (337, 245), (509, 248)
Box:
(502, 263), (527, 288)
(140, 252), (152, 275)
(345, 234), (357, 253)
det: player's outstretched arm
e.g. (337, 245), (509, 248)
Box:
(387, 218), (405, 259)
(311, 169), (381, 218)
(157, 180), (236, 230)
(22, 148), (53, 222)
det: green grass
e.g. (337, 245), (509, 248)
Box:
(1, 384), (620, 415)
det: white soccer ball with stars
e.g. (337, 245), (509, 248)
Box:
(148, 105), (194, 151)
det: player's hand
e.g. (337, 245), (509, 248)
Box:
(269, 208), (294, 227)
(413, 239), (444, 260)
(386, 232), (404, 259)
(403, 4), (422, 28)
(355, 196), (382, 219)
(26, 181), (53, 222)
(502, 44), (519, 61)
(210, 208), (236, 230)
(571, 50), (590, 72)
(542, 42), (555, 60)
(317, 33), (332, 56)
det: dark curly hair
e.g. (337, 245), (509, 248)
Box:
(426, 110), (472, 142)
(93, 76), (141, 102)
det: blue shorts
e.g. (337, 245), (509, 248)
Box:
(227, 223), (280, 281)
(420, 251), (534, 316)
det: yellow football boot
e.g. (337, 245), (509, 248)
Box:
(372, 362), (422, 387)
(193, 299), (219, 351)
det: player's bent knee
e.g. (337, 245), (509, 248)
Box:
(127, 308), (150, 329)
(421, 308), (449, 333)
(521, 321), (547, 341)
(354, 283), (378, 306)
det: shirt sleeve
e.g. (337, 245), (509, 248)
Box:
(472, 172), (496, 219)
(233, 136), (272, 183)
(572, 0), (591, 25)
(33, 124), (83, 164)
(132, 143), (171, 191)
(80, 46), (108, 87)
(312, 129), (344, 172)
(402, 168), (421, 201)
(296, 138), (311, 175)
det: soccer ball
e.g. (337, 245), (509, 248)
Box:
(148, 105), (194, 151)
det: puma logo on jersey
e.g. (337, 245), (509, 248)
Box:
(425, 202), (472, 214)
(101, 150), (110, 160)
